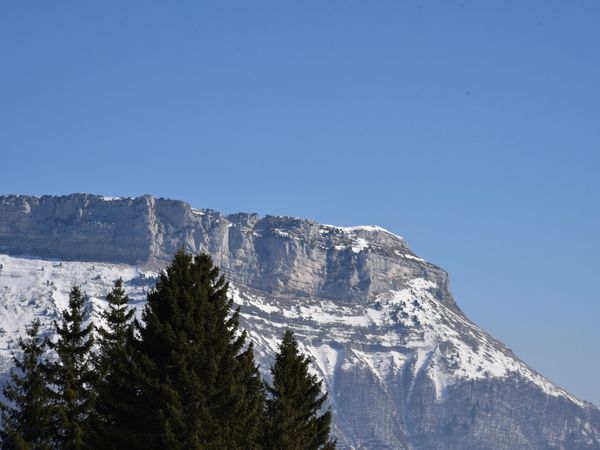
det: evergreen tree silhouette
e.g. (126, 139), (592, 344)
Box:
(0, 319), (53, 450)
(47, 286), (95, 450)
(266, 330), (335, 450)
(88, 279), (141, 449)
(132, 251), (265, 449)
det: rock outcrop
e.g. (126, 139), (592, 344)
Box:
(0, 194), (454, 308)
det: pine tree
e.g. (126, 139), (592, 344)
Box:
(97, 279), (134, 361)
(0, 319), (53, 450)
(88, 279), (140, 449)
(266, 330), (336, 450)
(132, 251), (266, 449)
(48, 286), (95, 450)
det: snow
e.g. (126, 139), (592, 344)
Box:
(366, 307), (384, 324)
(351, 238), (369, 253)
(99, 196), (135, 202)
(272, 228), (295, 239)
(278, 302), (371, 327)
(0, 254), (155, 374)
(0, 253), (585, 408)
(370, 279), (586, 405)
(403, 254), (426, 263)
(307, 344), (340, 385)
(348, 349), (408, 383)
(320, 224), (404, 242)
(245, 273), (585, 406)
(343, 225), (403, 241)
(245, 287), (569, 403)
(230, 286), (279, 314)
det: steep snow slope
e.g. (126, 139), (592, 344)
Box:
(0, 252), (598, 449)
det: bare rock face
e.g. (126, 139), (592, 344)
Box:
(0, 193), (599, 450)
(0, 194), (155, 263)
(0, 194), (455, 308)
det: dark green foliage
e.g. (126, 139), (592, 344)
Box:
(1, 254), (338, 449)
(266, 330), (336, 450)
(97, 279), (134, 358)
(132, 251), (266, 449)
(88, 279), (140, 449)
(48, 286), (95, 450)
(0, 319), (53, 450)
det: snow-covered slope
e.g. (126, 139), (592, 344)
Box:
(0, 194), (599, 449)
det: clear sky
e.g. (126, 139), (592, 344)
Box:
(1, 2), (599, 405)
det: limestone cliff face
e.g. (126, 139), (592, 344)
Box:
(0, 194), (454, 308)
(0, 194), (155, 263)
(1, 193), (599, 449)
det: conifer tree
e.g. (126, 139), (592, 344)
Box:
(132, 251), (265, 449)
(88, 279), (140, 449)
(0, 319), (53, 450)
(266, 330), (336, 450)
(48, 286), (95, 450)
(97, 279), (134, 361)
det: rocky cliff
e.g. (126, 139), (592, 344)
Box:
(0, 193), (598, 449)
(0, 194), (453, 307)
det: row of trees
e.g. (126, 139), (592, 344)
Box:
(0, 252), (336, 449)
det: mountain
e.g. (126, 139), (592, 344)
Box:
(0, 193), (599, 449)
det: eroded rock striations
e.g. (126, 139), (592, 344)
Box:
(0, 193), (599, 449)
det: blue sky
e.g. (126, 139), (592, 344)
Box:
(1, 2), (599, 405)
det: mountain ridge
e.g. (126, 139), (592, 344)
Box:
(0, 193), (599, 449)
(0, 193), (455, 307)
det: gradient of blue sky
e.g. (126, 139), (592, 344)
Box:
(1, 2), (599, 404)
